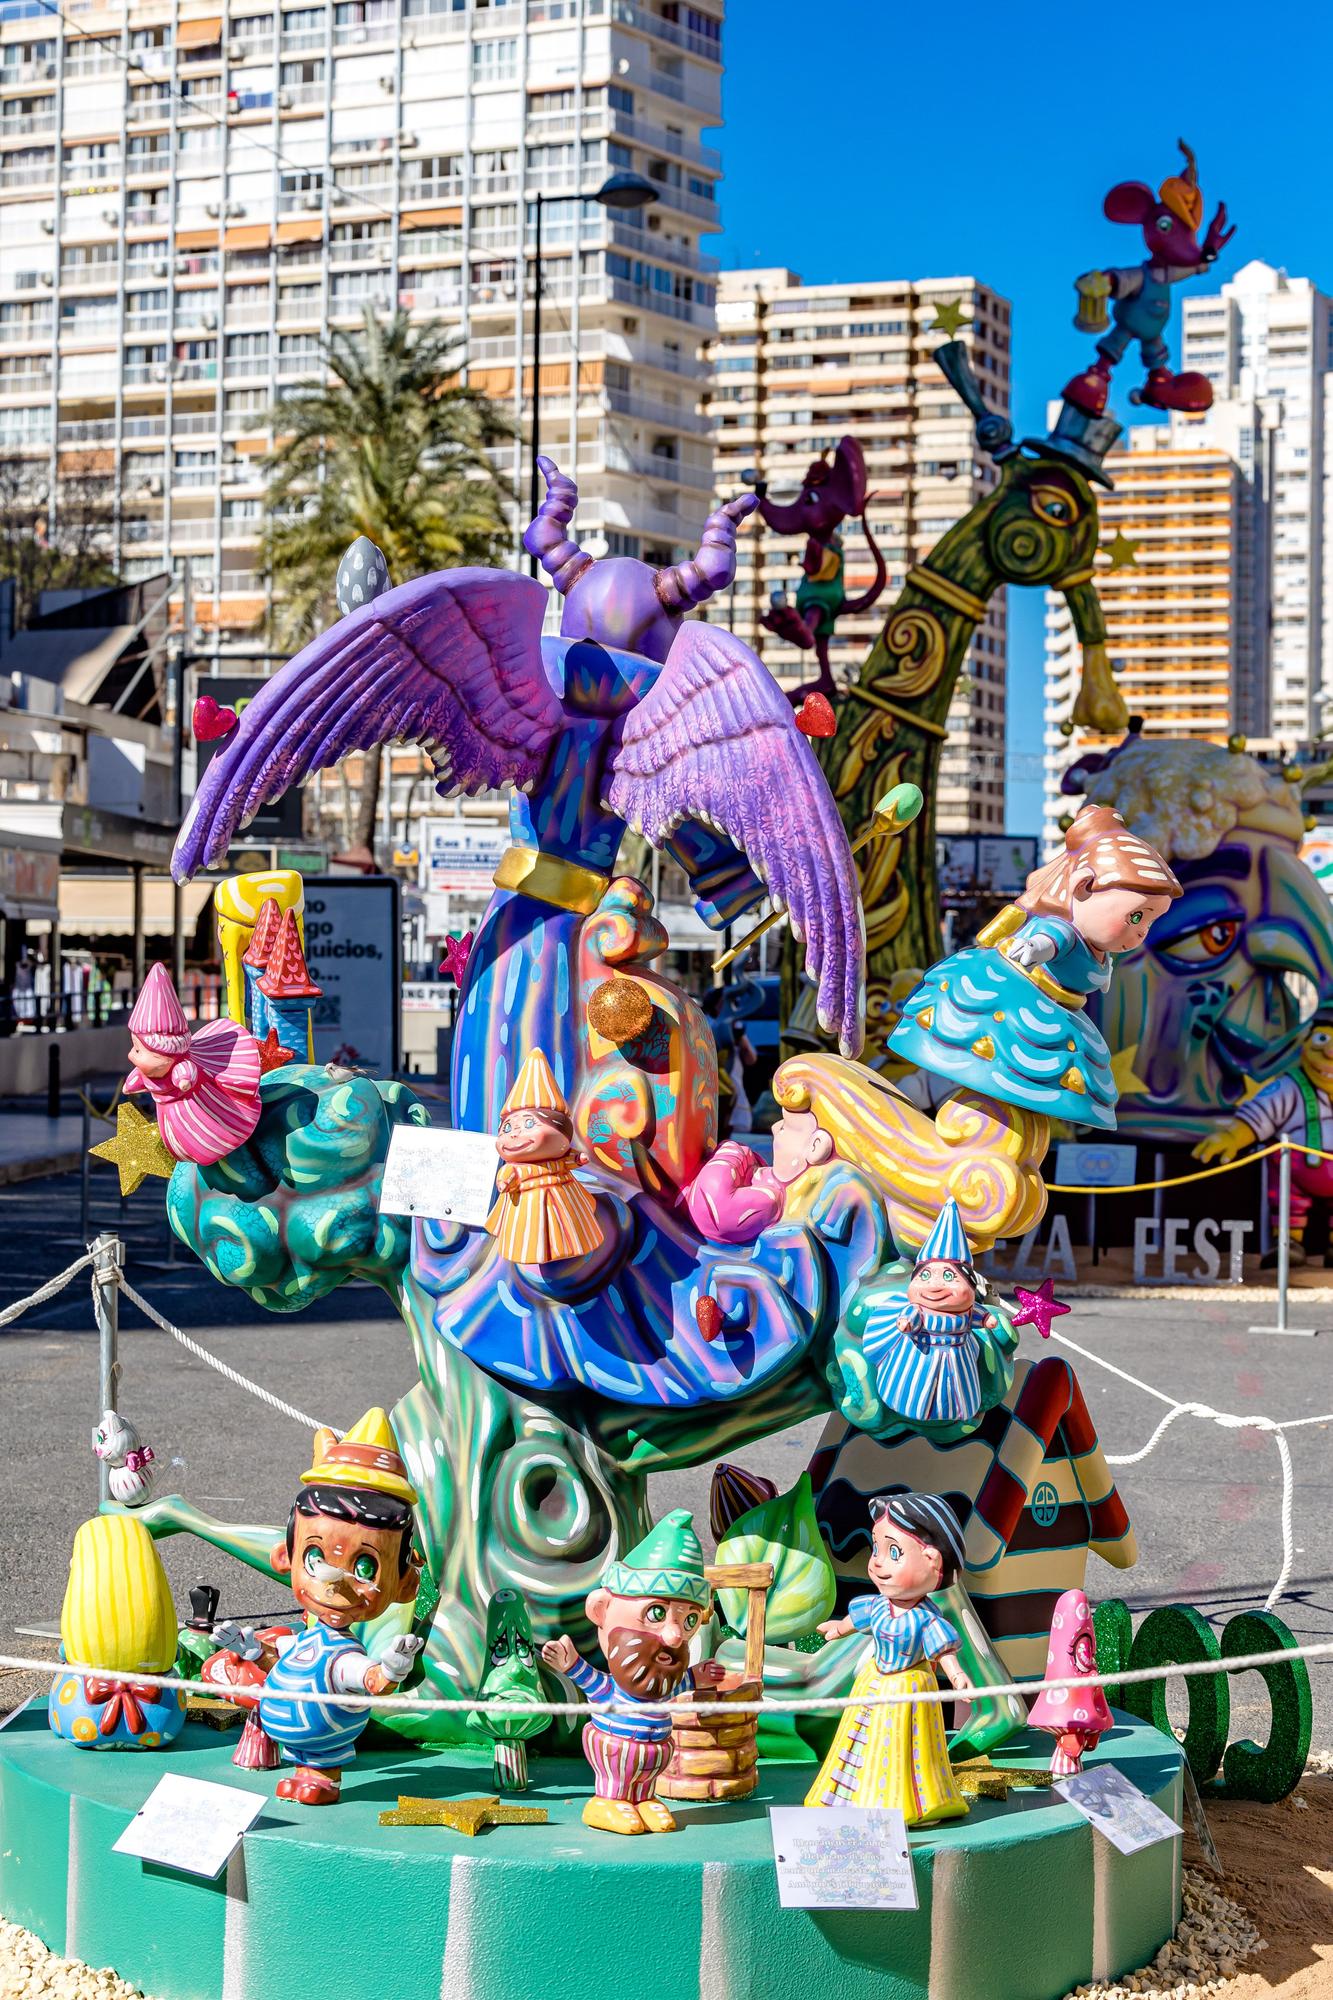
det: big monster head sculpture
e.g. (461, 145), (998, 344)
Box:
(524, 454), (755, 663)
(1067, 735), (1333, 1141)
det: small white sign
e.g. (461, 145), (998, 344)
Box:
(1055, 1141), (1137, 1189)
(1054, 1765), (1181, 1856)
(379, 1125), (498, 1226)
(112, 1772), (267, 1880)
(769, 1806), (918, 1910)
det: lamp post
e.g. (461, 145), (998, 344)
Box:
(526, 171), (658, 575)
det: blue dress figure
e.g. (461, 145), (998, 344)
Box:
(889, 805), (1181, 1131)
(862, 1200), (994, 1426)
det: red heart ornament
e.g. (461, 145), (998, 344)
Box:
(193, 695), (238, 742)
(794, 692), (836, 738)
(695, 1296), (724, 1342)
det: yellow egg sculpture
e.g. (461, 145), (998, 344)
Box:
(60, 1514), (177, 1675)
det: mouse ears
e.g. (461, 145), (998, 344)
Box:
(1103, 180), (1157, 226)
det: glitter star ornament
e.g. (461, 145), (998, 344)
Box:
(439, 932), (474, 983)
(377, 1794), (549, 1835)
(1104, 531), (1141, 569)
(1009, 1277), (1071, 1341)
(256, 1027), (296, 1074)
(928, 299), (972, 338)
(89, 1100), (178, 1196)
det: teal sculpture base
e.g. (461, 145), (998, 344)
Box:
(0, 1710), (1182, 2000)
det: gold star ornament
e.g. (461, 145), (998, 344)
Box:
(928, 299), (972, 338)
(89, 1101), (178, 1196)
(952, 1756), (1053, 1800)
(378, 1794), (549, 1836)
(1109, 1042), (1150, 1099)
(1104, 531), (1140, 569)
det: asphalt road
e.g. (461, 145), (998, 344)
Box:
(1, 1172), (1329, 1748)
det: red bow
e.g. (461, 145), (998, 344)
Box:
(85, 1677), (161, 1735)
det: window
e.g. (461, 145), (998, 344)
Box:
(471, 37), (517, 82)
(226, 332), (270, 359)
(608, 84), (633, 113)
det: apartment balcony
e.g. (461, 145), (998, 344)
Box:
(644, 178), (719, 227)
(594, 0), (723, 64)
(0, 57), (57, 83)
(597, 447), (712, 491)
(632, 66), (720, 116)
(0, 365), (51, 393)
(62, 53), (120, 78)
(275, 352), (320, 377)
(0, 159), (54, 189)
(604, 385), (704, 433)
(604, 276), (712, 326)
(331, 177), (394, 205)
(278, 189), (326, 217)
(173, 411), (221, 436)
(332, 13), (397, 45)
(126, 96), (173, 125)
(328, 236), (391, 264)
(58, 416), (117, 443)
(171, 519), (222, 543)
(223, 355), (271, 379)
(59, 262), (123, 289)
(0, 109), (56, 138)
(179, 95), (224, 121)
(278, 29), (326, 54)
(125, 310), (170, 335)
(176, 146), (226, 177)
(611, 113), (720, 173)
(224, 305), (273, 328)
(401, 175), (464, 203)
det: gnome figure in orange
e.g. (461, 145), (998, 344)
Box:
(485, 1050), (604, 1265)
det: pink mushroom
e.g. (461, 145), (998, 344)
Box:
(1027, 1588), (1113, 1775)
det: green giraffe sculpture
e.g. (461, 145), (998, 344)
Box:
(782, 346), (1130, 1065)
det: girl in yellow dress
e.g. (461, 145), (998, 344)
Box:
(485, 1049), (604, 1265)
(805, 1491), (971, 1825)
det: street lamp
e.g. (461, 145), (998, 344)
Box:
(525, 171), (658, 575)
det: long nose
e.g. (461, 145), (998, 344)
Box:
(659, 1613), (688, 1650)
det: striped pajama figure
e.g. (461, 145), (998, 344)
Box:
(566, 1655), (688, 1801)
(863, 1300), (985, 1427)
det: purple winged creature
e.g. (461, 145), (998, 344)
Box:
(174, 458), (866, 1143)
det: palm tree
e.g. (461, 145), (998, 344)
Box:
(259, 308), (516, 857)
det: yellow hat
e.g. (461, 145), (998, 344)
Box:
(501, 1048), (567, 1118)
(301, 1406), (417, 1506)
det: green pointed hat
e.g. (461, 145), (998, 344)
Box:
(603, 1509), (710, 1609)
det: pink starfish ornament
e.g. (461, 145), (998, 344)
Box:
(439, 933), (474, 983)
(1010, 1277), (1070, 1340)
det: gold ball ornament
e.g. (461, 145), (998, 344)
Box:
(1058, 813), (1075, 832)
(1227, 734), (1247, 754)
(1059, 720), (1075, 738)
(588, 976), (653, 1044)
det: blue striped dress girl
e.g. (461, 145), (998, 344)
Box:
(862, 1297), (985, 1426)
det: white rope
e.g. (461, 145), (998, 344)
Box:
(114, 1274), (332, 1436)
(3, 1638), (1330, 1719)
(1049, 1332), (1299, 1613)
(0, 1251), (96, 1328)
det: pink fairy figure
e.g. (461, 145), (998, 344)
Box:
(1027, 1588), (1113, 1775)
(126, 962), (263, 1166)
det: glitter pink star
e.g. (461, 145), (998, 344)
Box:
(1010, 1277), (1070, 1339)
(439, 933), (474, 983)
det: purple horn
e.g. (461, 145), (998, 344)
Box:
(655, 492), (757, 613)
(523, 454), (594, 595)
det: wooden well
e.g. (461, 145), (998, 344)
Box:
(659, 1559), (773, 1803)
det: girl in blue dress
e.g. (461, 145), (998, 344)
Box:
(889, 805), (1180, 1129)
(805, 1492), (972, 1825)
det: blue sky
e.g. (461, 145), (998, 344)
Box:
(714, 0), (1333, 830)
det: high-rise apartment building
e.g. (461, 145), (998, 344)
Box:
(1041, 405), (1274, 851)
(0, 0), (726, 645)
(705, 267), (1012, 834)
(1182, 259), (1331, 739)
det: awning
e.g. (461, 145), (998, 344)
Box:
(175, 227), (219, 250)
(400, 205), (462, 229)
(59, 875), (215, 938)
(277, 217), (324, 243)
(176, 15), (222, 47)
(224, 223), (271, 251)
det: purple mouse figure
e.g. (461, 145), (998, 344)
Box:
(1063, 138), (1235, 419)
(524, 455), (755, 663)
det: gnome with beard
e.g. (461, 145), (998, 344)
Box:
(542, 1509), (726, 1835)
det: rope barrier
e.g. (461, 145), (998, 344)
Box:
(114, 1274), (333, 1436)
(0, 1250), (96, 1329)
(1045, 1139), (1285, 1195)
(3, 1638), (1331, 1720)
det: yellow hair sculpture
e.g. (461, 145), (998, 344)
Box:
(60, 1514), (177, 1674)
(773, 1052), (1049, 1254)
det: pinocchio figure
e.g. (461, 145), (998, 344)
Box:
(485, 1048), (603, 1264)
(258, 1408), (423, 1806)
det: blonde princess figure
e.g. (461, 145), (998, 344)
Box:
(889, 805), (1181, 1129)
(486, 1049), (604, 1265)
(805, 1491), (971, 1826)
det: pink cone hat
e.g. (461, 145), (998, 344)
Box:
(128, 962), (191, 1056)
(1027, 1588), (1113, 1739)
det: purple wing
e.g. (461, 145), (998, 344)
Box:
(606, 621), (865, 1055)
(173, 568), (556, 880)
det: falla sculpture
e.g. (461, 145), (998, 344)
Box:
(138, 462), (1152, 1765)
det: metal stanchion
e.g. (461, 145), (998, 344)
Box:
(1250, 1143), (1319, 1338)
(90, 1233), (124, 1500)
